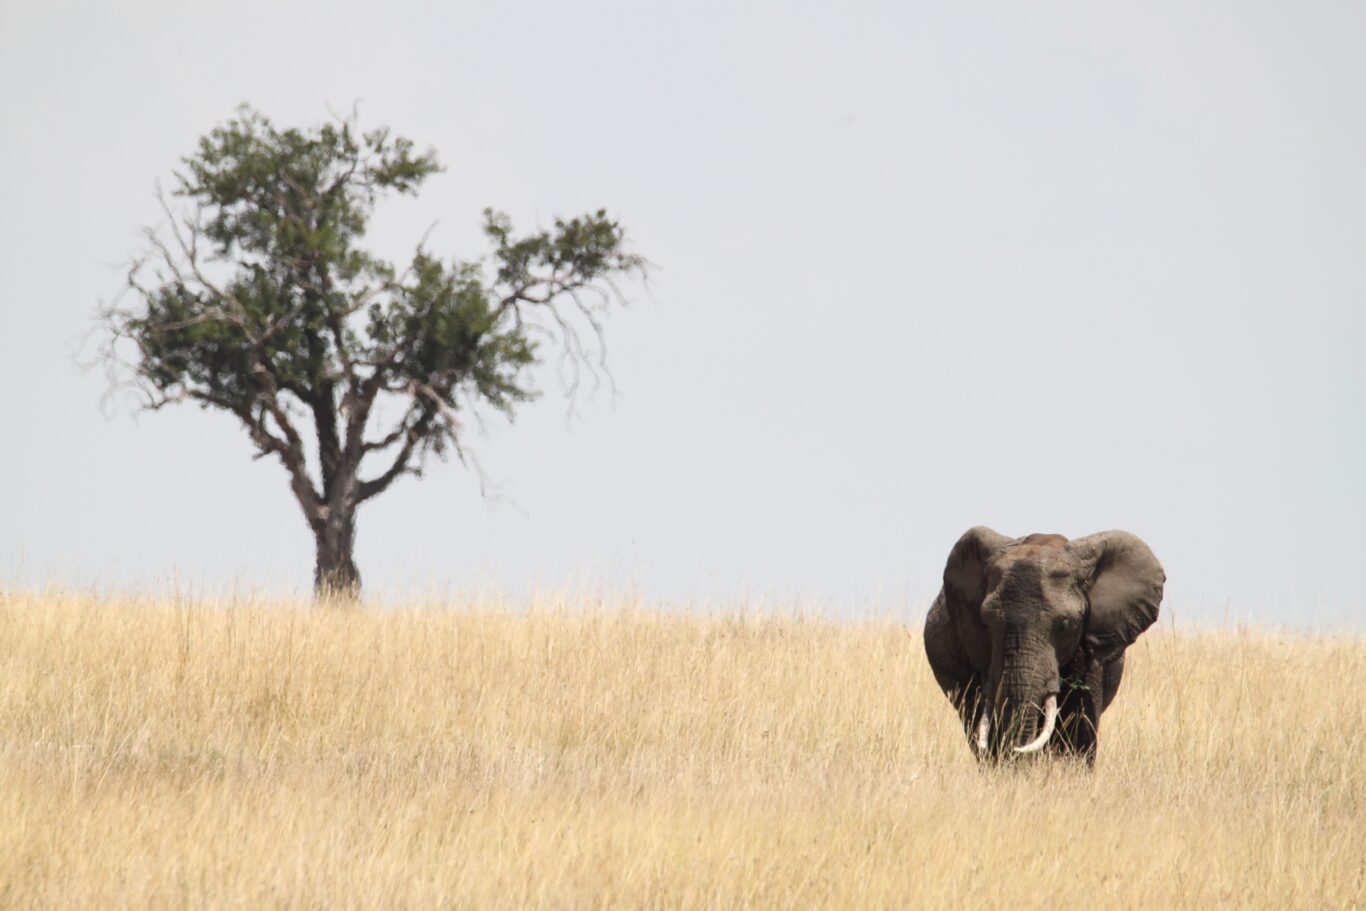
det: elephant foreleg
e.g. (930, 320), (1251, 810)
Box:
(1099, 655), (1125, 713)
(1054, 659), (1107, 764)
(953, 677), (989, 755)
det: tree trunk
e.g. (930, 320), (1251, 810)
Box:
(314, 509), (361, 601)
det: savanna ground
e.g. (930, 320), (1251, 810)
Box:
(0, 590), (1362, 909)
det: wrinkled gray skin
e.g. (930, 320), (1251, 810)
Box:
(923, 527), (1165, 764)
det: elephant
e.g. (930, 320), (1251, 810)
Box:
(923, 527), (1164, 764)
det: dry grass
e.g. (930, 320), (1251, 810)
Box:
(0, 590), (1362, 909)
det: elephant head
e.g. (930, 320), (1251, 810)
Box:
(924, 526), (1164, 760)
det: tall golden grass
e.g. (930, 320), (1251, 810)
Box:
(0, 589), (1361, 909)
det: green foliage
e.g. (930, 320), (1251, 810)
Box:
(106, 104), (644, 543)
(181, 107), (437, 265)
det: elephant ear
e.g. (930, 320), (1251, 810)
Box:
(943, 526), (1014, 614)
(1070, 531), (1165, 665)
(940, 526), (1015, 669)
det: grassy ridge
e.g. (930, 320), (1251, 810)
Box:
(0, 591), (1362, 908)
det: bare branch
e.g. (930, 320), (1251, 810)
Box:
(361, 417), (413, 454)
(154, 191), (256, 336)
(356, 382), (459, 502)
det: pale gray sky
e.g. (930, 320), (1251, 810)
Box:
(2, 1), (1363, 625)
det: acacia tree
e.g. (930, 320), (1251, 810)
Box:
(104, 107), (644, 598)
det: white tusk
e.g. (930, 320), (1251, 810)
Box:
(976, 712), (991, 752)
(1014, 694), (1059, 754)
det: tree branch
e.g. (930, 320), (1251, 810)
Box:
(356, 408), (435, 502)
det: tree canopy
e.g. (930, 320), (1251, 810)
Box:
(104, 106), (645, 597)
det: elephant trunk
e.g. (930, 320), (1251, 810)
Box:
(1008, 691), (1039, 748)
(1014, 694), (1059, 754)
(992, 637), (1060, 753)
(976, 689), (1057, 756)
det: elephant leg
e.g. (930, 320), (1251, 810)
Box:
(1053, 660), (1106, 764)
(1052, 696), (1092, 761)
(1075, 662), (1108, 764)
(1052, 656), (1124, 766)
(955, 676), (988, 756)
(1099, 654), (1125, 713)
